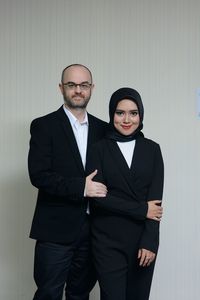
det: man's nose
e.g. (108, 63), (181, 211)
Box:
(74, 85), (81, 92)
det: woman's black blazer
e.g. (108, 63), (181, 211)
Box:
(87, 136), (164, 253)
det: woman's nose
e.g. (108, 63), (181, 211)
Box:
(124, 114), (130, 123)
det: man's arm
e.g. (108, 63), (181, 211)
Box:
(28, 118), (85, 199)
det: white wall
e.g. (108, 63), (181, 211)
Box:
(0, 0), (200, 299)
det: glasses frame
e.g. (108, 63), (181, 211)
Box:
(62, 81), (92, 91)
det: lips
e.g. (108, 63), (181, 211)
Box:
(73, 96), (84, 101)
(121, 125), (132, 130)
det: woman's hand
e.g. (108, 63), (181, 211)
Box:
(138, 248), (156, 267)
(147, 200), (163, 221)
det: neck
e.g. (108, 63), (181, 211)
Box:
(64, 104), (86, 122)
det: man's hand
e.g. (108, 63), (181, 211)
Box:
(147, 200), (163, 221)
(85, 170), (107, 197)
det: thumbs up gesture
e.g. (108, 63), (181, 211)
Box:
(85, 170), (107, 197)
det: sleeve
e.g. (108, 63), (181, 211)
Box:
(139, 144), (164, 253)
(28, 119), (85, 200)
(87, 143), (148, 220)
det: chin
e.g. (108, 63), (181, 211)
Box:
(120, 131), (133, 136)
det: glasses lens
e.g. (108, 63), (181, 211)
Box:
(63, 83), (91, 90)
(80, 84), (91, 90)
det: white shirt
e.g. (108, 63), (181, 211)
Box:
(63, 105), (88, 168)
(117, 140), (136, 168)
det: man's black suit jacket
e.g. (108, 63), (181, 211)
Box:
(28, 106), (107, 244)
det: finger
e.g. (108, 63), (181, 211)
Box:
(148, 255), (156, 266)
(95, 186), (107, 193)
(147, 259), (152, 266)
(143, 255), (153, 267)
(139, 251), (146, 266)
(153, 216), (161, 221)
(95, 193), (106, 197)
(153, 200), (162, 205)
(95, 182), (107, 190)
(88, 169), (97, 180)
(156, 211), (162, 217)
(138, 249), (142, 259)
(96, 187), (108, 195)
(143, 253), (151, 266)
(94, 187), (107, 197)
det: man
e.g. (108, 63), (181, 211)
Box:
(28, 64), (108, 300)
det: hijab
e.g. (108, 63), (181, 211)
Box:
(106, 87), (144, 142)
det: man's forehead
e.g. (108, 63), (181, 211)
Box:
(63, 66), (91, 81)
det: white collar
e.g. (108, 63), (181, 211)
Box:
(63, 105), (88, 126)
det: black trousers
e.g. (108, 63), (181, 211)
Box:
(33, 218), (96, 300)
(92, 217), (155, 300)
(97, 257), (155, 300)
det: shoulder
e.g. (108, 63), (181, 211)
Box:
(138, 136), (160, 148)
(137, 136), (163, 157)
(30, 107), (63, 127)
(88, 113), (108, 127)
(30, 108), (63, 135)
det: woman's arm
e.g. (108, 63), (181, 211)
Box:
(139, 144), (164, 253)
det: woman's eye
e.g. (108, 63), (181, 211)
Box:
(131, 111), (138, 116)
(115, 111), (124, 116)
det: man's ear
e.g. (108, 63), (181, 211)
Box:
(59, 83), (64, 95)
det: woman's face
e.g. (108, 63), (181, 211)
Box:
(114, 99), (140, 136)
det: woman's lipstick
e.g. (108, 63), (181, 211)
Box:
(121, 125), (132, 130)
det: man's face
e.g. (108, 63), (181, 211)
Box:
(59, 66), (94, 109)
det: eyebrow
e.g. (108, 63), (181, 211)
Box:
(115, 109), (139, 112)
(64, 81), (91, 84)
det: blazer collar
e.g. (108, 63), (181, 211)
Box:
(55, 106), (85, 174)
(106, 139), (142, 198)
(55, 107), (98, 175)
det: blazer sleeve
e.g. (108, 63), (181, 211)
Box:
(87, 143), (148, 220)
(28, 118), (85, 200)
(139, 144), (164, 253)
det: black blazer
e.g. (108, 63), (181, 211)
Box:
(87, 137), (164, 253)
(28, 106), (107, 243)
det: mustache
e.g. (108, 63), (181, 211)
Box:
(72, 95), (85, 99)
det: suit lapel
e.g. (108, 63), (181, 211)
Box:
(130, 137), (143, 173)
(86, 114), (97, 159)
(86, 115), (94, 148)
(55, 106), (85, 174)
(106, 139), (139, 197)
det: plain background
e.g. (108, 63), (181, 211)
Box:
(0, 0), (200, 299)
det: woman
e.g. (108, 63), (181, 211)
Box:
(87, 87), (164, 300)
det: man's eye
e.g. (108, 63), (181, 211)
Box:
(67, 83), (75, 88)
(80, 84), (88, 88)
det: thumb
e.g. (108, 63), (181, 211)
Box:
(153, 200), (162, 205)
(88, 169), (97, 180)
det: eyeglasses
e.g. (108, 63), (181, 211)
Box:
(62, 82), (92, 91)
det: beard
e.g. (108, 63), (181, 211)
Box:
(63, 93), (91, 109)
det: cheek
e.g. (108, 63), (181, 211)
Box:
(113, 117), (121, 128)
(133, 116), (140, 125)
(113, 115), (121, 124)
